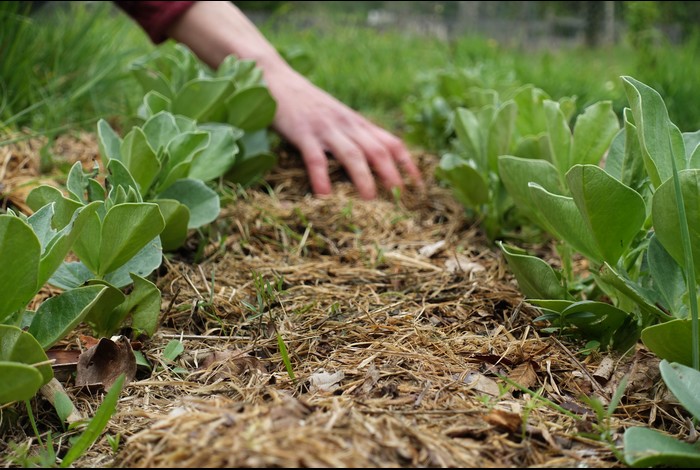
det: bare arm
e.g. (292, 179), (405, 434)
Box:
(165, 1), (423, 200)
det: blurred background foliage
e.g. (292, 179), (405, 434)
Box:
(2, 1), (700, 143)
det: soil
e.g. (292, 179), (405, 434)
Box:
(0, 131), (688, 468)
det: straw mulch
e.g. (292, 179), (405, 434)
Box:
(0, 132), (690, 468)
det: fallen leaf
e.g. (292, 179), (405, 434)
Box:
(75, 336), (136, 389)
(308, 369), (344, 393)
(198, 349), (267, 380)
(418, 240), (446, 258)
(79, 334), (100, 349)
(483, 409), (522, 433)
(461, 371), (501, 397)
(445, 255), (485, 274)
(46, 349), (81, 382)
(507, 361), (538, 390)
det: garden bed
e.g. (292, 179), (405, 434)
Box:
(0, 133), (682, 468)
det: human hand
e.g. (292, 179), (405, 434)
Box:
(165, 1), (422, 199)
(265, 66), (424, 200)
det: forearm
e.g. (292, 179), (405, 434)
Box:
(165, 1), (289, 73)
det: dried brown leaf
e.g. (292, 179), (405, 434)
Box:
(75, 336), (136, 389)
(507, 361), (538, 390)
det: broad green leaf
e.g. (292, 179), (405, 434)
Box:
(660, 360), (700, 419)
(28, 285), (120, 349)
(26, 185), (82, 229)
(165, 132), (210, 169)
(476, 105), (497, 162)
(647, 235), (687, 317)
(48, 261), (94, 290)
(513, 133), (551, 161)
(106, 159), (143, 202)
(80, 281), (129, 337)
(66, 161), (90, 203)
(141, 111), (180, 154)
(683, 129), (700, 168)
(652, 169), (700, 278)
(622, 76), (687, 188)
(174, 115), (197, 133)
(453, 108), (482, 164)
(560, 300), (631, 348)
(141, 90), (171, 118)
(486, 100), (516, 172)
(155, 199), (190, 252)
(512, 84), (549, 137)
(498, 241), (569, 300)
(0, 324), (52, 383)
(87, 179), (106, 203)
(111, 274), (161, 337)
(528, 183), (601, 262)
(279, 44), (314, 75)
(97, 119), (122, 164)
(498, 155), (564, 231)
(238, 128), (270, 158)
(71, 206), (102, 274)
(156, 179), (219, 229)
(188, 123), (241, 182)
(528, 299), (575, 314)
(152, 161), (190, 197)
(0, 362), (43, 404)
(543, 100), (572, 177)
(597, 262), (669, 322)
(97, 203), (165, 276)
(225, 151), (277, 188)
(172, 77), (233, 122)
(624, 426), (700, 468)
(120, 127), (159, 195)
(26, 203), (57, 250)
(217, 56), (261, 87)
(566, 164), (646, 265)
(436, 153), (489, 207)
(0, 216), (40, 321)
(604, 108), (646, 192)
(570, 101), (620, 167)
(642, 320), (699, 367)
(156, 131), (210, 192)
(130, 64), (172, 99)
(225, 85), (277, 132)
(103, 236), (163, 288)
(37, 201), (101, 288)
(558, 96), (578, 122)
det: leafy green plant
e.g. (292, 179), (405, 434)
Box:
(129, 42), (278, 187)
(496, 76), (700, 353)
(26, 160), (164, 338)
(0, 201), (118, 404)
(436, 82), (597, 241)
(96, 111), (225, 250)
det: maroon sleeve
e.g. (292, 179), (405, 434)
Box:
(114, 1), (196, 44)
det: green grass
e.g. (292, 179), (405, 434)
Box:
(262, 10), (700, 134)
(0, 2), (153, 137)
(4, 1), (700, 150)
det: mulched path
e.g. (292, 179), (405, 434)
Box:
(0, 132), (685, 468)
